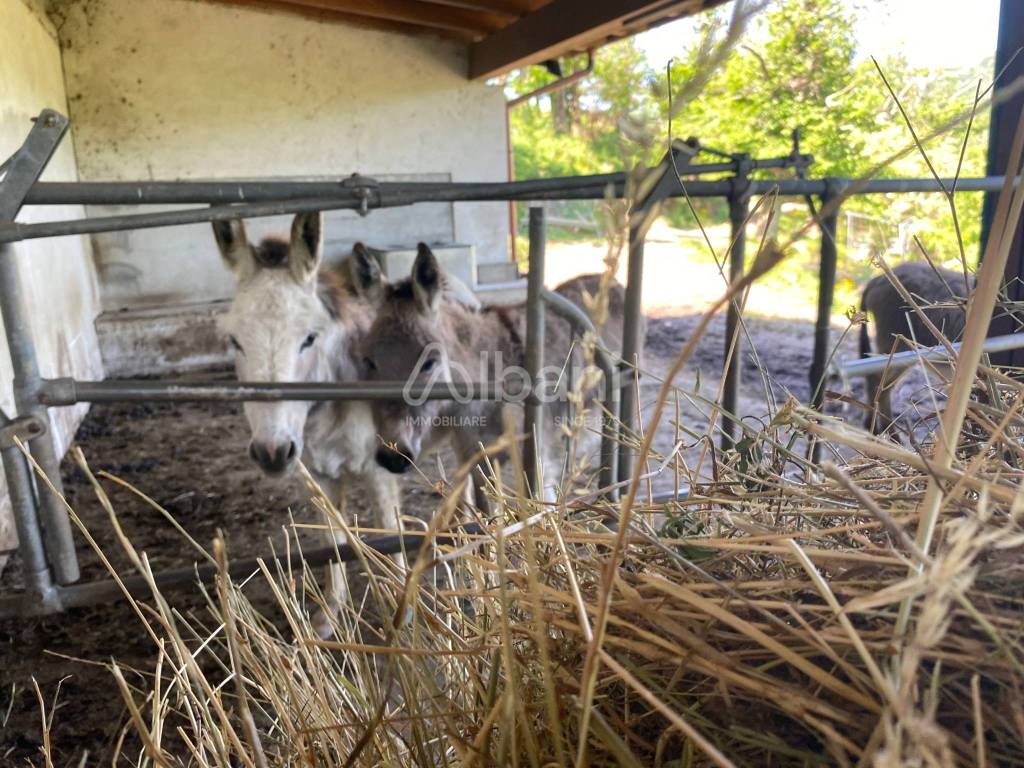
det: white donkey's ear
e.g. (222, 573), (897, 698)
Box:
(411, 242), (442, 314)
(212, 219), (254, 280)
(289, 211), (323, 284)
(350, 242), (384, 301)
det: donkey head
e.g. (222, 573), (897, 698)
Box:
(357, 243), (462, 474)
(213, 212), (335, 477)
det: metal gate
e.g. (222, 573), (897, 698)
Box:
(0, 109), (1012, 619)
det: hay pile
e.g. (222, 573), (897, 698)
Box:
(47, 384), (1021, 767)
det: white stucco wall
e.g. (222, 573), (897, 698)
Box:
(0, 0), (104, 562)
(53, 0), (511, 311)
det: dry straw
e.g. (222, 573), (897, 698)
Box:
(35, 390), (1024, 766)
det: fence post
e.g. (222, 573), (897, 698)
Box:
(617, 222), (646, 486)
(809, 179), (842, 460)
(0, 110), (79, 587)
(617, 144), (699, 487)
(722, 159), (751, 449)
(0, 408), (55, 606)
(524, 207), (546, 497)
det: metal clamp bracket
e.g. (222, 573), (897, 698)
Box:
(342, 173), (380, 216)
(0, 415), (47, 449)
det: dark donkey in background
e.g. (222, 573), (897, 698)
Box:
(858, 261), (974, 434)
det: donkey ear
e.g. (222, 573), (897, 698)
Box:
(212, 219), (253, 280)
(350, 242), (384, 300)
(289, 211), (323, 284)
(411, 242), (442, 314)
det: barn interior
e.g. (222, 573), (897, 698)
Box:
(2, 0), (1022, 764)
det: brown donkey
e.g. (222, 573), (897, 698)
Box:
(859, 261), (973, 433)
(353, 243), (632, 502)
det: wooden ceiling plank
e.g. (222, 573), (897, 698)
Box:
(417, 0), (535, 19)
(282, 0), (508, 34)
(205, 0), (470, 38)
(469, 0), (709, 79)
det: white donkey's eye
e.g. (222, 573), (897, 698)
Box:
(421, 357), (436, 373)
(229, 335), (243, 353)
(300, 332), (318, 351)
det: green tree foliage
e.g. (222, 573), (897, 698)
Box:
(504, 0), (993, 299)
(506, 41), (660, 178)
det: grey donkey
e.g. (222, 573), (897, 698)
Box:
(353, 243), (636, 503)
(859, 261), (973, 434)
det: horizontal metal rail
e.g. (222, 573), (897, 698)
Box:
(21, 157), (811, 206)
(1, 176), (1015, 244)
(38, 378), (507, 405)
(0, 487), (695, 619)
(0, 523), (484, 619)
(837, 332), (1024, 379)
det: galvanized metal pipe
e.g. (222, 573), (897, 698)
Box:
(810, 183), (841, 416)
(541, 289), (620, 498)
(722, 176), (749, 450)
(21, 158), (813, 206)
(0, 111), (80, 586)
(38, 378), (504, 405)
(838, 332), (1024, 379)
(0, 245), (79, 585)
(3, 176), (1015, 244)
(524, 207), (546, 495)
(618, 226), (645, 486)
(0, 427), (57, 608)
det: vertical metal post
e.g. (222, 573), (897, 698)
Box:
(983, 0), (1024, 366)
(599, 374), (619, 500)
(722, 166), (750, 450)
(524, 207), (546, 496)
(0, 110), (79, 585)
(618, 222), (645, 485)
(1, 413), (56, 606)
(0, 245), (79, 584)
(616, 144), (698, 487)
(810, 181), (841, 458)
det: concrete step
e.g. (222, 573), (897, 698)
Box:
(96, 301), (229, 376)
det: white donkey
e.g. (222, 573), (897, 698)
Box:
(213, 212), (403, 637)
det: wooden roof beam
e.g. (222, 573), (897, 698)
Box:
(420, 0), (532, 18)
(283, 0), (509, 35)
(208, 0), (470, 39)
(469, 0), (707, 79)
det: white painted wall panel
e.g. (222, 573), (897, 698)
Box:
(0, 0), (104, 566)
(53, 0), (511, 310)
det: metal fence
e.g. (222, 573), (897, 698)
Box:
(0, 108), (1014, 619)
